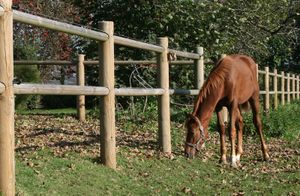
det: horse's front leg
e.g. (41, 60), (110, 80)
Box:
(229, 104), (238, 168)
(217, 110), (227, 164)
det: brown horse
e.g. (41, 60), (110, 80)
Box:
(184, 54), (269, 167)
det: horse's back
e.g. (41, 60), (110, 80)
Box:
(219, 55), (259, 103)
(222, 54), (257, 76)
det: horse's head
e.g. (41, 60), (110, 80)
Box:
(184, 114), (205, 158)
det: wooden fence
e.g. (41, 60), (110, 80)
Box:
(14, 58), (300, 119)
(0, 2), (300, 195)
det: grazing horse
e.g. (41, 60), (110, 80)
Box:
(184, 54), (269, 167)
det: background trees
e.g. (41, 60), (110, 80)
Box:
(13, 0), (300, 109)
(72, 0), (300, 71)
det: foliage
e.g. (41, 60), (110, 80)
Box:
(12, 1), (300, 109)
(73, 0), (300, 72)
(262, 101), (300, 139)
(13, 0), (78, 81)
(14, 43), (41, 109)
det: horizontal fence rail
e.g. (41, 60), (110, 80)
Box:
(13, 10), (200, 59)
(13, 10), (109, 41)
(14, 84), (109, 95)
(14, 58), (300, 112)
(14, 60), (196, 66)
(115, 88), (165, 96)
(114, 36), (163, 53)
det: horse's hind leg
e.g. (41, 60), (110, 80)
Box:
(217, 110), (227, 164)
(249, 95), (270, 161)
(236, 108), (243, 166)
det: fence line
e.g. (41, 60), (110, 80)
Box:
(14, 60), (196, 65)
(1, 4), (300, 194)
(14, 58), (300, 122)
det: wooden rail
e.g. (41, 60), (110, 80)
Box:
(14, 60), (196, 65)
(13, 84), (109, 95)
(13, 10), (109, 42)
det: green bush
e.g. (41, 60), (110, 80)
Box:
(261, 101), (300, 139)
(14, 44), (41, 110)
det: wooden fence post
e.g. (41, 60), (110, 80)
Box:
(264, 67), (270, 112)
(77, 54), (85, 122)
(297, 75), (300, 100)
(273, 69), (278, 109)
(98, 21), (116, 169)
(287, 73), (290, 103)
(281, 71), (285, 105)
(220, 54), (228, 123)
(292, 74), (296, 101)
(157, 37), (171, 154)
(194, 47), (204, 89)
(0, 1), (15, 195)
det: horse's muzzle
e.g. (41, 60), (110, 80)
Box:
(185, 152), (195, 159)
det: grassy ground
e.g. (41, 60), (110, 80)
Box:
(15, 103), (300, 195)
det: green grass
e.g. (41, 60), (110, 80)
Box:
(17, 108), (78, 115)
(15, 101), (300, 195)
(16, 141), (299, 195)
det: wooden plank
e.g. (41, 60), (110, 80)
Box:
(260, 91), (266, 95)
(292, 74), (296, 100)
(273, 69), (278, 109)
(281, 71), (285, 105)
(220, 54), (228, 123)
(157, 37), (171, 153)
(99, 21), (116, 169)
(0, 1), (15, 195)
(194, 47), (204, 89)
(77, 54), (85, 122)
(258, 70), (265, 74)
(287, 73), (290, 103)
(169, 89), (199, 95)
(14, 60), (73, 65)
(169, 49), (200, 59)
(13, 10), (108, 41)
(114, 37), (199, 59)
(297, 75), (300, 100)
(114, 36), (163, 53)
(264, 67), (270, 111)
(14, 60), (195, 66)
(115, 88), (164, 96)
(13, 84), (109, 95)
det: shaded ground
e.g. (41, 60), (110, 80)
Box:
(15, 114), (300, 174)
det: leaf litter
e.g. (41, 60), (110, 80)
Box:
(15, 114), (300, 195)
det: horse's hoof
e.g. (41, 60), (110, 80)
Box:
(263, 153), (270, 161)
(230, 162), (238, 168)
(236, 161), (242, 167)
(219, 159), (228, 165)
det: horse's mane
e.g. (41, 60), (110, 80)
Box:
(192, 57), (231, 115)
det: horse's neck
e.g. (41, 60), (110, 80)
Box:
(193, 89), (222, 129)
